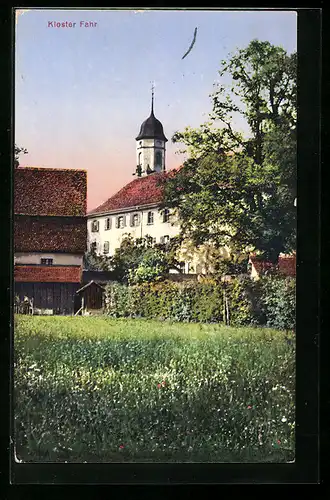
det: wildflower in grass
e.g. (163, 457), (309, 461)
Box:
(119, 445), (124, 449)
(157, 383), (161, 388)
(247, 405), (252, 409)
(277, 440), (281, 445)
(281, 416), (287, 423)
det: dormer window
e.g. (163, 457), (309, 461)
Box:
(91, 220), (99, 232)
(147, 211), (154, 225)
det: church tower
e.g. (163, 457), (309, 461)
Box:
(135, 87), (168, 177)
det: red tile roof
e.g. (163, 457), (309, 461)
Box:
(14, 216), (87, 253)
(250, 255), (296, 277)
(14, 265), (82, 283)
(88, 171), (173, 215)
(250, 259), (274, 274)
(278, 255), (296, 277)
(15, 167), (87, 216)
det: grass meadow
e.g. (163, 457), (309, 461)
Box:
(14, 315), (295, 463)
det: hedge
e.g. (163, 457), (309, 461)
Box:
(104, 275), (296, 330)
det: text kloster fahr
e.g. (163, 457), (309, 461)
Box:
(48, 21), (98, 28)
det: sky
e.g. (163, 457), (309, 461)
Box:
(15, 8), (297, 211)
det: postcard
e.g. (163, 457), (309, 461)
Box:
(13, 8), (298, 469)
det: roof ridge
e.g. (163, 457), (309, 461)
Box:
(18, 166), (87, 173)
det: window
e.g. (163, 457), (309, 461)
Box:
(155, 151), (162, 166)
(163, 208), (170, 223)
(103, 241), (109, 254)
(90, 241), (97, 253)
(41, 258), (53, 266)
(130, 213), (140, 227)
(91, 220), (99, 232)
(105, 218), (111, 230)
(147, 211), (154, 225)
(138, 152), (142, 165)
(160, 235), (170, 245)
(187, 262), (194, 273)
(116, 216), (126, 229)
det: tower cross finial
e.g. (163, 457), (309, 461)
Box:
(151, 81), (155, 114)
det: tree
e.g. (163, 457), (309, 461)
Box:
(14, 144), (28, 168)
(83, 247), (111, 271)
(162, 40), (296, 264)
(128, 248), (168, 284)
(109, 234), (182, 284)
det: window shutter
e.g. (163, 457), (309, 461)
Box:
(116, 217), (119, 229)
(96, 221), (99, 231)
(123, 215), (126, 227)
(130, 214), (134, 227)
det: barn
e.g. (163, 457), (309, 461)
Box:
(14, 167), (87, 315)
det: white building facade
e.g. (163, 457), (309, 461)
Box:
(88, 203), (180, 257)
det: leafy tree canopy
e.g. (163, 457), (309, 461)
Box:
(162, 40), (296, 263)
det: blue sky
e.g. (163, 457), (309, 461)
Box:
(15, 9), (297, 210)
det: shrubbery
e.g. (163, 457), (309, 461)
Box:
(105, 275), (295, 330)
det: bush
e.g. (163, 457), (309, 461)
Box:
(258, 276), (296, 330)
(104, 275), (296, 329)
